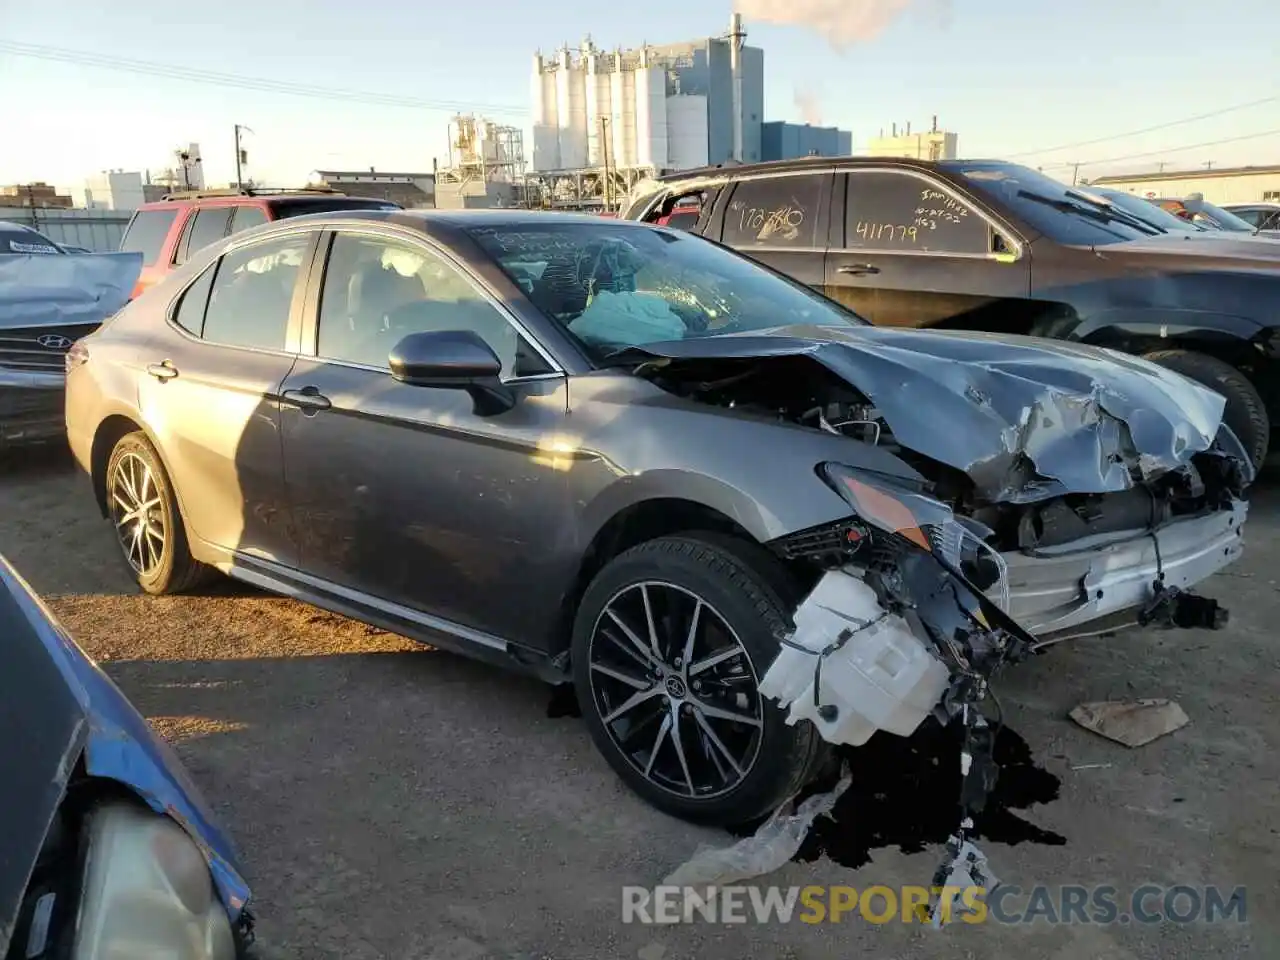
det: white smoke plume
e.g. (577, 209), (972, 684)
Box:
(735, 0), (946, 48)
(794, 88), (824, 126)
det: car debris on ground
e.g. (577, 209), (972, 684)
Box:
(1069, 699), (1191, 747)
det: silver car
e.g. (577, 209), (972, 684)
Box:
(65, 210), (1251, 826)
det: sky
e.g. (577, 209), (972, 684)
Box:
(0, 0), (1277, 195)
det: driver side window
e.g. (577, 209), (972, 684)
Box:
(315, 232), (550, 378)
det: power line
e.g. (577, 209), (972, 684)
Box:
(0, 41), (527, 117)
(1007, 96), (1279, 159)
(1040, 127), (1280, 172)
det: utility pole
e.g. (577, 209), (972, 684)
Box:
(598, 115), (612, 211)
(1203, 160), (1213, 171)
(234, 125), (253, 190)
(26, 184), (39, 231)
(1071, 162), (1080, 186)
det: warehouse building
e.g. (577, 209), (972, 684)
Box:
(1088, 164), (1280, 204)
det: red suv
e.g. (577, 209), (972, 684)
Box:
(118, 187), (403, 299)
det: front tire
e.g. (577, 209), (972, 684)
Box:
(571, 535), (823, 825)
(1143, 349), (1270, 470)
(105, 432), (211, 595)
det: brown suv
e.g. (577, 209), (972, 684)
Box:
(119, 187), (403, 299)
(623, 157), (1280, 468)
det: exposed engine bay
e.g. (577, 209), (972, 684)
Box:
(625, 343), (1251, 922)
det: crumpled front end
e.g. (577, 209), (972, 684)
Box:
(0, 252), (140, 447)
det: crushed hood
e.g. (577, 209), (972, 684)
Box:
(0, 252), (142, 330)
(620, 324), (1232, 503)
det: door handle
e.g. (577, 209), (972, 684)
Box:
(146, 361), (179, 381)
(837, 263), (881, 277)
(282, 387), (331, 412)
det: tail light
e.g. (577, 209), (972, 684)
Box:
(66, 340), (89, 372)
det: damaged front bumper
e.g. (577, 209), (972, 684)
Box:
(761, 463), (1246, 923)
(0, 370), (66, 446)
(1001, 500), (1246, 640)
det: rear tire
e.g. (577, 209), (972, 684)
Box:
(105, 432), (213, 595)
(572, 534), (824, 826)
(1143, 349), (1269, 470)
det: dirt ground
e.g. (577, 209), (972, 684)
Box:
(2, 445), (1277, 960)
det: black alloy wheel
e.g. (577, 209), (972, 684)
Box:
(572, 535), (824, 825)
(588, 579), (764, 800)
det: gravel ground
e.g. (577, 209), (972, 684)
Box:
(2, 445), (1277, 959)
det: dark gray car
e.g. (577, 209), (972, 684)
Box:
(65, 210), (1251, 826)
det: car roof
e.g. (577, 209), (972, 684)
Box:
(258, 207), (649, 230)
(135, 190), (396, 210)
(655, 155), (1012, 183)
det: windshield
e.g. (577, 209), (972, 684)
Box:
(1195, 200), (1257, 233)
(944, 161), (1154, 245)
(467, 221), (867, 362)
(0, 224), (63, 255)
(1076, 188), (1203, 232)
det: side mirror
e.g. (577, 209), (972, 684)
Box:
(388, 329), (515, 415)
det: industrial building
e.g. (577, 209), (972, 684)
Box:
(866, 120), (958, 161)
(1087, 164), (1280, 204)
(526, 14), (851, 209)
(82, 170), (167, 211)
(433, 114), (526, 209)
(0, 182), (74, 208)
(531, 14), (762, 174)
(761, 122), (852, 162)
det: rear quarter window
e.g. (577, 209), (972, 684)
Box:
(120, 209), (179, 265)
(722, 175), (824, 248)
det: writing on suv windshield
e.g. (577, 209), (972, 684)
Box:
(467, 222), (866, 362)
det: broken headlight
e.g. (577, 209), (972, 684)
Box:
(818, 463), (1010, 611)
(70, 801), (238, 959)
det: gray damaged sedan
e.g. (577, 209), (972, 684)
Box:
(65, 210), (1251, 828)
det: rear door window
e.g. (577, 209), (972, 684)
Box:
(229, 205), (269, 233)
(120, 209), (178, 265)
(722, 174), (825, 248)
(843, 171), (990, 254)
(201, 234), (311, 352)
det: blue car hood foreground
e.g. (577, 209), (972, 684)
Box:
(0, 556), (249, 953)
(620, 324), (1246, 503)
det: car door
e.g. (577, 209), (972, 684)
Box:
(137, 229), (316, 564)
(278, 226), (573, 643)
(825, 168), (1031, 328)
(714, 169), (832, 290)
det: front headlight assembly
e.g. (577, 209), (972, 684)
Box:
(72, 801), (238, 960)
(818, 462), (1010, 612)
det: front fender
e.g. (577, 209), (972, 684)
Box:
(576, 466), (854, 548)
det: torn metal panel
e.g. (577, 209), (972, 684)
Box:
(0, 252), (141, 331)
(0, 555), (250, 956)
(618, 323), (1230, 503)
